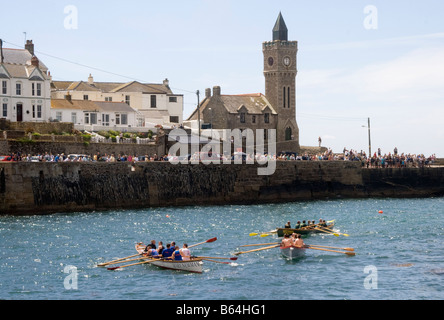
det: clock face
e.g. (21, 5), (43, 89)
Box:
(283, 57), (291, 66)
(268, 57), (274, 66)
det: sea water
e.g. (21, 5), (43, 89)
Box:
(0, 198), (443, 300)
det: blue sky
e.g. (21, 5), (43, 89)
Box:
(2, 0), (444, 156)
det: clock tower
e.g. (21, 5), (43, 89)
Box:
(263, 12), (300, 152)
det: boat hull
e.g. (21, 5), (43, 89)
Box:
(135, 244), (203, 273)
(277, 223), (335, 237)
(280, 246), (306, 260)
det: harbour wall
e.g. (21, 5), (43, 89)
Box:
(1, 161), (443, 215)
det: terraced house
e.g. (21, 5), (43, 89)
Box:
(51, 76), (184, 128)
(0, 40), (52, 123)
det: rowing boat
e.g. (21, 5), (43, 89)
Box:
(135, 244), (204, 274)
(280, 246), (306, 260)
(276, 223), (335, 237)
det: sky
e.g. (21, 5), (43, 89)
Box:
(1, 0), (444, 157)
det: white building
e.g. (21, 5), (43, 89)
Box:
(51, 76), (184, 128)
(0, 40), (52, 122)
(51, 96), (142, 131)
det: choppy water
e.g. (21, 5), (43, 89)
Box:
(0, 198), (443, 300)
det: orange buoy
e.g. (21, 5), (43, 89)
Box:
(378, 210), (383, 214)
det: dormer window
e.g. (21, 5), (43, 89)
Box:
(240, 112), (246, 123)
(1, 81), (6, 95)
(264, 113), (270, 124)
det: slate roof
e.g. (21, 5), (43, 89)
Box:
(51, 99), (137, 113)
(52, 80), (172, 94)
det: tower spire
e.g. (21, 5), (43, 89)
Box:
(273, 12), (288, 41)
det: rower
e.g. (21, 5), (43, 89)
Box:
(284, 221), (291, 229)
(173, 246), (183, 261)
(145, 245), (159, 258)
(294, 221), (301, 229)
(294, 234), (305, 248)
(281, 234), (293, 247)
(145, 240), (157, 252)
(301, 220), (307, 228)
(162, 243), (174, 260)
(179, 243), (191, 261)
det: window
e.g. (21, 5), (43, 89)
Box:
(169, 97), (177, 103)
(252, 115), (256, 124)
(83, 95), (89, 101)
(2, 81), (6, 95)
(121, 114), (128, 125)
(56, 112), (62, 122)
(264, 113), (270, 124)
(2, 103), (7, 117)
(32, 105), (42, 118)
(151, 95), (157, 108)
(105, 97), (112, 102)
(285, 127), (292, 141)
(85, 113), (97, 124)
(116, 113), (128, 125)
(287, 86), (291, 108)
(32, 83), (42, 96)
(16, 83), (22, 96)
(170, 116), (179, 123)
(125, 95), (130, 105)
(90, 113), (97, 124)
(240, 113), (246, 124)
(102, 114), (110, 126)
(71, 112), (77, 124)
(283, 87), (286, 108)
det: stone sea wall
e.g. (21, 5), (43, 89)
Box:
(1, 161), (443, 215)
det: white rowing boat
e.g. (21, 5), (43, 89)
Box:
(135, 244), (204, 274)
(280, 246), (306, 260)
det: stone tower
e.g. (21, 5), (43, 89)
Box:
(263, 12), (300, 152)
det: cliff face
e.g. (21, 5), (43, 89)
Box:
(1, 162), (443, 215)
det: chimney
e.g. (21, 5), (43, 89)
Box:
(163, 78), (170, 87)
(213, 86), (221, 97)
(31, 55), (39, 68)
(88, 74), (94, 85)
(205, 88), (211, 99)
(25, 40), (35, 55)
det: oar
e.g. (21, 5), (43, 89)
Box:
(305, 246), (355, 256)
(309, 244), (354, 252)
(98, 253), (141, 267)
(239, 242), (280, 248)
(315, 227), (340, 237)
(197, 256), (238, 261)
(235, 244), (279, 256)
(99, 255), (147, 267)
(188, 237), (218, 248)
(202, 259), (236, 265)
(318, 226), (349, 237)
(249, 230), (277, 237)
(107, 258), (161, 271)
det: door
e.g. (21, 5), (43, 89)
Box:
(16, 104), (23, 122)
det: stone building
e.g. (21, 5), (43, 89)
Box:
(186, 13), (300, 153)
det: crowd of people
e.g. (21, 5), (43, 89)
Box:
(3, 147), (438, 168)
(277, 147), (437, 168)
(141, 240), (191, 261)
